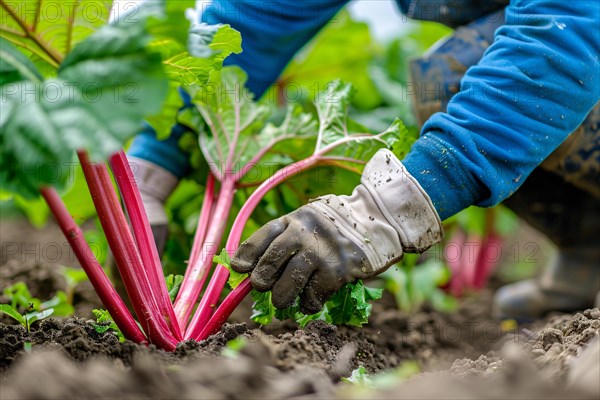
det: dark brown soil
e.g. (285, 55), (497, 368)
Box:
(1, 218), (598, 399)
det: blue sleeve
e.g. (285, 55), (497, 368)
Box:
(402, 0), (600, 220)
(201, 0), (348, 97)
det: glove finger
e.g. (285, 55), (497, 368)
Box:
(231, 218), (286, 273)
(271, 252), (317, 309)
(250, 230), (301, 292)
(299, 269), (343, 314)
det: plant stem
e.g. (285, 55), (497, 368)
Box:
(174, 177), (236, 329)
(109, 151), (182, 341)
(187, 156), (320, 340)
(40, 187), (147, 343)
(187, 174), (217, 269)
(78, 151), (177, 350)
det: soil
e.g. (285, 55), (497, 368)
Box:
(1, 218), (599, 399)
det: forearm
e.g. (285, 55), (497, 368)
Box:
(200, 0), (348, 97)
(403, 0), (600, 219)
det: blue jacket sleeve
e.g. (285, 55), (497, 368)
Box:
(200, 0), (348, 97)
(402, 0), (600, 220)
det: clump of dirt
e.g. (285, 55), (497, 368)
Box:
(528, 308), (600, 382)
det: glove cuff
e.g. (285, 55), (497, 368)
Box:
(127, 156), (179, 203)
(309, 149), (443, 273)
(361, 149), (442, 252)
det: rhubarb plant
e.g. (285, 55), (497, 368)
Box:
(178, 67), (410, 341)
(1, 1), (414, 350)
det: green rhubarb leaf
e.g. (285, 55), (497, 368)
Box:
(146, 22), (242, 139)
(250, 280), (381, 327)
(0, 304), (26, 326)
(0, 0), (112, 75)
(165, 274), (184, 302)
(313, 80), (411, 173)
(327, 280), (383, 327)
(92, 308), (126, 342)
(1, 14), (168, 198)
(214, 249), (248, 289)
(183, 66), (317, 182)
(58, 20), (168, 144)
(0, 37), (43, 85)
(250, 290), (276, 326)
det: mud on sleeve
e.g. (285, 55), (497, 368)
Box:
(200, 0), (349, 98)
(402, 0), (600, 220)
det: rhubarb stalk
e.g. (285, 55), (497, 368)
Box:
(173, 177), (236, 328)
(41, 187), (147, 343)
(109, 151), (182, 341)
(78, 151), (178, 350)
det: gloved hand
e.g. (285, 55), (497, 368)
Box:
(127, 156), (179, 255)
(231, 149), (443, 313)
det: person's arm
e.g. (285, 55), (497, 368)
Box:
(230, 0), (599, 312)
(200, 0), (349, 97)
(402, 0), (600, 219)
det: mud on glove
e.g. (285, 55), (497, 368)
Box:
(231, 149), (443, 314)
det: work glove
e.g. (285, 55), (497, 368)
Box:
(231, 149), (443, 314)
(127, 156), (179, 255)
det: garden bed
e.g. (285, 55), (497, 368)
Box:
(1, 219), (598, 399)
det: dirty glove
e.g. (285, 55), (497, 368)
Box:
(231, 149), (443, 314)
(127, 156), (179, 255)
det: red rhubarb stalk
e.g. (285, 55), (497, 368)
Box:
(109, 151), (182, 341)
(78, 151), (177, 350)
(40, 187), (147, 343)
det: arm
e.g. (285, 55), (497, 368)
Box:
(200, 0), (349, 97)
(230, 0), (599, 312)
(402, 0), (600, 219)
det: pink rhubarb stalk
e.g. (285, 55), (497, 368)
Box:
(187, 174), (217, 271)
(109, 151), (182, 341)
(78, 151), (178, 350)
(41, 187), (147, 343)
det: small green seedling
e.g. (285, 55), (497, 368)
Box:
(3, 282), (74, 318)
(0, 303), (54, 332)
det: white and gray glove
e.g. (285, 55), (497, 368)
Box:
(231, 149), (443, 313)
(127, 156), (179, 255)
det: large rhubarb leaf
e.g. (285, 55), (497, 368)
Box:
(0, 15), (167, 198)
(184, 66), (316, 181)
(311, 80), (410, 173)
(0, 37), (43, 84)
(0, 0), (112, 75)
(143, 0), (241, 139)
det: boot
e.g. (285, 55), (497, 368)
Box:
(494, 169), (600, 321)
